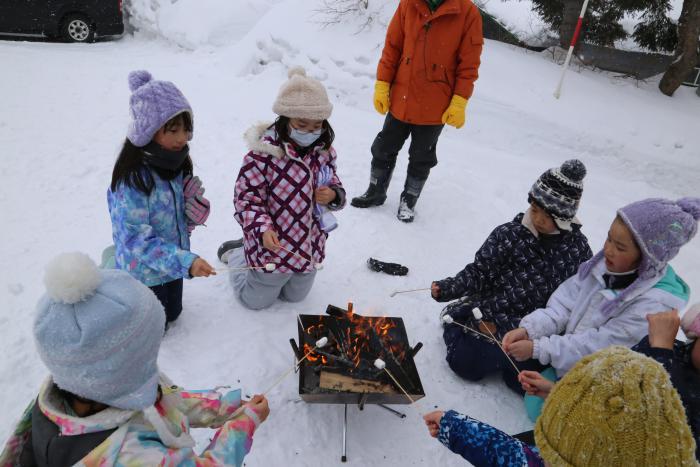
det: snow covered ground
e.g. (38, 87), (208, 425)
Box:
(1, 0), (699, 465)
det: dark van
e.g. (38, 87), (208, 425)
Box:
(0, 0), (124, 42)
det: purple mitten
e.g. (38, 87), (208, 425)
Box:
(185, 193), (210, 225)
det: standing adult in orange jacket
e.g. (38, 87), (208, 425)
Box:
(351, 0), (483, 222)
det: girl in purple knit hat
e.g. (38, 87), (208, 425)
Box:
(501, 197), (700, 416)
(107, 70), (215, 327)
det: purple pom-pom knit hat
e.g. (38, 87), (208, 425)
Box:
(126, 70), (193, 147)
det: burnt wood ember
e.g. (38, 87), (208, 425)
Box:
(295, 304), (425, 405)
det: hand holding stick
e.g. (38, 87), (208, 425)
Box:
(229, 337), (329, 420)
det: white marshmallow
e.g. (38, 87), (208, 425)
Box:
(315, 337), (328, 348)
(442, 315), (454, 324)
(374, 358), (386, 370)
(264, 263), (276, 272)
(472, 308), (483, 320)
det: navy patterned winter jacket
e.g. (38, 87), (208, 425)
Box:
(434, 213), (592, 339)
(633, 336), (700, 460)
(438, 410), (544, 466)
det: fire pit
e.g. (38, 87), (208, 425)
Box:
(290, 303), (425, 461)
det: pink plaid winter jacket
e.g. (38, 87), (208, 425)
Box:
(234, 123), (345, 274)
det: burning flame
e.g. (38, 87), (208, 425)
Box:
(301, 304), (407, 371)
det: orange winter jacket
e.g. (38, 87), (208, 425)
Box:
(377, 0), (483, 125)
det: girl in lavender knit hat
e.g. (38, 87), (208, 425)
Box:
(503, 197), (700, 382)
(107, 70), (216, 327)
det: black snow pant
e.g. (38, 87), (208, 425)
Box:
(150, 278), (184, 323)
(443, 325), (547, 395)
(370, 113), (444, 181)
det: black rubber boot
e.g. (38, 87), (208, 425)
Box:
(217, 238), (244, 263)
(397, 176), (427, 223)
(351, 166), (394, 208)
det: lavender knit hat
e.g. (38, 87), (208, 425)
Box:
(126, 70), (193, 147)
(272, 67), (333, 120)
(618, 197), (700, 279)
(34, 253), (165, 410)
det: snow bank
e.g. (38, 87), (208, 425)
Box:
(124, 0), (285, 48)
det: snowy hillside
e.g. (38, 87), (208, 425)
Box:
(1, 0), (699, 465)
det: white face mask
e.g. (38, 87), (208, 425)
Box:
(289, 127), (323, 147)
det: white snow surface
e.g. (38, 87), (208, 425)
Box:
(1, 0), (699, 465)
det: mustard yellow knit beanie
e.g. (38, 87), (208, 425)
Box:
(535, 346), (696, 466)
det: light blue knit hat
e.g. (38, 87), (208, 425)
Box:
(34, 252), (165, 411)
(126, 70), (193, 147)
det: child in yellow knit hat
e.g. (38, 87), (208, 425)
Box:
(423, 346), (696, 466)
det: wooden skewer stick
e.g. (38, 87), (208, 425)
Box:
(215, 263), (276, 273)
(229, 337), (329, 420)
(441, 315), (498, 343)
(472, 308), (521, 375)
(374, 359), (421, 415)
(262, 336), (329, 396)
(389, 288), (431, 298)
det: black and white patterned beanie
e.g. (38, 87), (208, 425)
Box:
(528, 159), (586, 231)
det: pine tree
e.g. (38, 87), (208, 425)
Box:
(529, 0), (677, 51)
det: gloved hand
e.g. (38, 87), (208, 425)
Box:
(373, 80), (391, 115)
(185, 194), (210, 226)
(183, 175), (210, 230)
(441, 95), (468, 129)
(183, 175), (204, 200)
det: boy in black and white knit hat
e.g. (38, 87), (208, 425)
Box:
(431, 159), (592, 394)
(528, 159), (586, 231)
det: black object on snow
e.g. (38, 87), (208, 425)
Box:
(367, 258), (409, 276)
(217, 238), (243, 262)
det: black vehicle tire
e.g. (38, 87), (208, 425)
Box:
(61, 14), (95, 43)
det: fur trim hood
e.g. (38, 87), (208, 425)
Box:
(244, 122), (285, 159)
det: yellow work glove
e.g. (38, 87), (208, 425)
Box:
(441, 95), (468, 129)
(373, 80), (391, 115)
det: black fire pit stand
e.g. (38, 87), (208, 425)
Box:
(340, 402), (407, 462)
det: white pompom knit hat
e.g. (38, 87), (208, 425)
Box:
(34, 252), (165, 411)
(272, 66), (333, 120)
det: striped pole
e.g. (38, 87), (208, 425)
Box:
(554, 0), (591, 99)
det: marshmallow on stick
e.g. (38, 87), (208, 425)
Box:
(471, 308), (520, 375)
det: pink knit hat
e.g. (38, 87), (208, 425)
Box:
(681, 303), (700, 339)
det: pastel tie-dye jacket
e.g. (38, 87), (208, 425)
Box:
(0, 375), (261, 466)
(108, 168), (198, 287)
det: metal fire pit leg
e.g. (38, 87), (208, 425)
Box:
(377, 404), (407, 419)
(342, 404), (348, 462)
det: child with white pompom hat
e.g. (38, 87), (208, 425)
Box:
(0, 252), (268, 466)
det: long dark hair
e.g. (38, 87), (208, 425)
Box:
(273, 116), (335, 152)
(110, 113), (193, 194)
